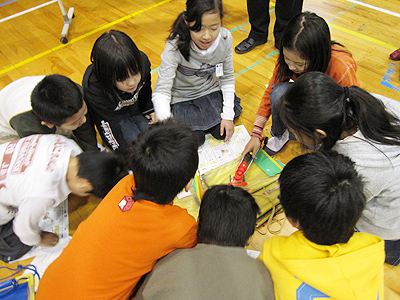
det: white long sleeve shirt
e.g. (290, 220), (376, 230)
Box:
(152, 27), (236, 121)
(333, 94), (400, 240)
(0, 134), (82, 245)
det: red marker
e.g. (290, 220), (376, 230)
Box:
(229, 153), (254, 186)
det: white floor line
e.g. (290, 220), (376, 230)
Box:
(0, 0), (57, 24)
(346, 0), (400, 18)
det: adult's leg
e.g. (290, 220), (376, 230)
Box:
(274, 0), (304, 47)
(235, 0), (270, 54)
(248, 0), (271, 42)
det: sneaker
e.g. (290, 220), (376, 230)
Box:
(263, 130), (290, 155)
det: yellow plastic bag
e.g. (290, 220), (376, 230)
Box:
(201, 153), (283, 228)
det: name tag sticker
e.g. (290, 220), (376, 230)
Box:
(216, 63), (224, 77)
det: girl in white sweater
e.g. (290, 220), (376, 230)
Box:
(152, 0), (242, 145)
(280, 71), (400, 266)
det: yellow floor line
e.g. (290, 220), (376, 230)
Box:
(0, 0), (172, 75)
(329, 23), (397, 51)
(1, 0), (397, 76)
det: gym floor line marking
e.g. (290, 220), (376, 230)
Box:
(346, 0), (400, 18)
(1, 0), (397, 78)
(0, 0), (173, 75)
(235, 50), (279, 78)
(0, 0), (57, 23)
(0, 0), (19, 7)
(329, 23), (397, 51)
(381, 63), (400, 93)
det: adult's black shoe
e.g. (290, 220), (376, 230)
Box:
(235, 37), (266, 54)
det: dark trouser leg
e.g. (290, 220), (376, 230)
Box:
(274, 0), (304, 46)
(0, 221), (32, 262)
(248, 0), (271, 42)
(384, 239), (400, 266)
(208, 124), (226, 141)
(194, 130), (206, 146)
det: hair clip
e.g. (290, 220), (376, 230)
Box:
(343, 86), (350, 103)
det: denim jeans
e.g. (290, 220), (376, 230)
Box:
(269, 82), (295, 140)
(119, 114), (151, 143)
(172, 91), (242, 131)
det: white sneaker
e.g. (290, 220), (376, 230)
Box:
(263, 129), (290, 155)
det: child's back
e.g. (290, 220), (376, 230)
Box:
(36, 119), (199, 300)
(259, 151), (385, 300)
(261, 231), (383, 299)
(136, 185), (275, 300)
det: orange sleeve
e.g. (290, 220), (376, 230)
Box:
(326, 47), (360, 87)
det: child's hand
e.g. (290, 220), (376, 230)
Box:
(220, 119), (234, 142)
(37, 231), (59, 247)
(146, 113), (157, 124)
(241, 136), (261, 159)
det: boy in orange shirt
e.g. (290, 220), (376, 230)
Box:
(36, 119), (199, 300)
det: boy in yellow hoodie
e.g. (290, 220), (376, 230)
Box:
(259, 151), (385, 300)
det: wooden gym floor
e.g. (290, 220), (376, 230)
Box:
(0, 0), (399, 297)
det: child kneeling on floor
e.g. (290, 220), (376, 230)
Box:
(259, 151), (385, 300)
(0, 74), (98, 151)
(36, 119), (199, 300)
(0, 134), (128, 262)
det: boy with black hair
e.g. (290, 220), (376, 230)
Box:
(135, 185), (275, 300)
(0, 75), (98, 151)
(36, 119), (199, 300)
(0, 134), (128, 262)
(259, 151), (385, 300)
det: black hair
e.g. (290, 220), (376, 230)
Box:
(279, 151), (366, 245)
(280, 71), (400, 150)
(197, 185), (259, 247)
(168, 0), (223, 61)
(276, 11), (345, 81)
(76, 151), (129, 198)
(129, 118), (199, 204)
(91, 30), (144, 104)
(31, 74), (83, 126)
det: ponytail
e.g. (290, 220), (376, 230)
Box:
(168, 0), (223, 62)
(280, 72), (400, 150)
(168, 12), (192, 61)
(348, 86), (400, 146)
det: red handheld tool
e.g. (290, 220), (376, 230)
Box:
(229, 152), (254, 186)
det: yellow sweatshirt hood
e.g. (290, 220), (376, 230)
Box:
(260, 231), (385, 300)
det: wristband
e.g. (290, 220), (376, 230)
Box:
(251, 126), (263, 139)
